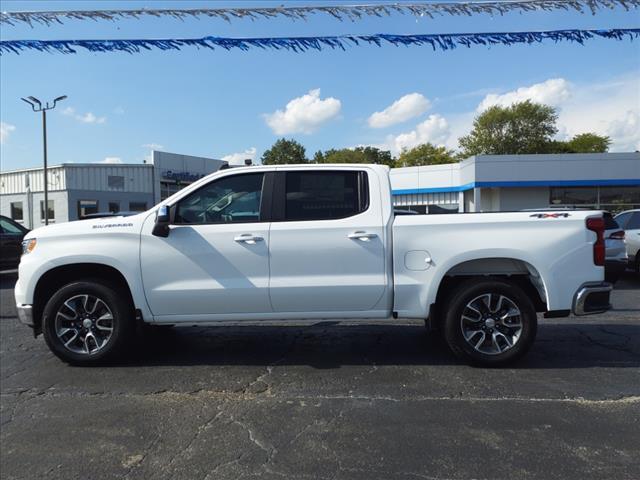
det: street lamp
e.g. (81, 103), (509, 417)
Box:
(21, 95), (67, 225)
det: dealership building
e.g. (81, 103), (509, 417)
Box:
(1, 151), (639, 228)
(0, 151), (225, 228)
(390, 152), (640, 214)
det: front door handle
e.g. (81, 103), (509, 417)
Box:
(348, 231), (377, 241)
(234, 233), (263, 244)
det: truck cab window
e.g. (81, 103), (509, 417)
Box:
(175, 173), (264, 224)
(284, 171), (367, 221)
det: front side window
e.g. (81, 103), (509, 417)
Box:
(78, 200), (98, 219)
(175, 173), (264, 224)
(284, 171), (365, 221)
(10, 202), (23, 221)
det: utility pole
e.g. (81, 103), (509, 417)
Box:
(21, 95), (67, 225)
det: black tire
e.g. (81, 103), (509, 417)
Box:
(442, 278), (537, 367)
(42, 280), (134, 365)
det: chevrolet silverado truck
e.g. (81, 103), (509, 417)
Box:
(15, 164), (612, 366)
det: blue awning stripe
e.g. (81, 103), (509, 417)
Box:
(392, 179), (640, 195)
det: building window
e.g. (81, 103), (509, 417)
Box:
(599, 186), (640, 212)
(129, 202), (147, 212)
(550, 186), (640, 213)
(160, 181), (184, 201)
(550, 187), (597, 207)
(108, 202), (120, 213)
(10, 202), (23, 221)
(40, 200), (55, 222)
(108, 175), (125, 190)
(78, 200), (98, 219)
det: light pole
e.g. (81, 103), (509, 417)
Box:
(21, 95), (67, 226)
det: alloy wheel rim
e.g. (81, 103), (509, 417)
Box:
(460, 293), (523, 355)
(54, 294), (114, 355)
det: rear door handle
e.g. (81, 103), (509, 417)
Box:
(234, 234), (263, 244)
(348, 231), (377, 241)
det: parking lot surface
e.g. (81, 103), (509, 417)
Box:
(1, 272), (639, 480)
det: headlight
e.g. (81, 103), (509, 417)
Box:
(22, 238), (37, 255)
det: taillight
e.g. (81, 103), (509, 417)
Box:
(609, 230), (625, 240)
(586, 217), (605, 266)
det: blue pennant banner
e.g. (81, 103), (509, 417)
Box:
(1, 0), (638, 26)
(1, 28), (638, 55)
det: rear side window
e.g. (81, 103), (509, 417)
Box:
(615, 212), (632, 229)
(627, 212), (640, 230)
(284, 171), (367, 221)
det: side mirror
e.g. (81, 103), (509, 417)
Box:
(152, 205), (170, 237)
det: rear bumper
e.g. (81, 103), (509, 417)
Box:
(572, 282), (613, 316)
(16, 304), (34, 327)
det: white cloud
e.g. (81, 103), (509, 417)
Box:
(62, 106), (106, 124)
(0, 122), (16, 144)
(477, 78), (571, 112)
(264, 88), (341, 135)
(607, 111), (640, 151)
(222, 147), (258, 165)
(390, 114), (451, 153)
(98, 157), (123, 164)
(368, 93), (431, 128)
(551, 74), (639, 152)
(142, 143), (164, 150)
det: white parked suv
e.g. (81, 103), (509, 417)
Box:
(614, 209), (640, 273)
(15, 165), (613, 366)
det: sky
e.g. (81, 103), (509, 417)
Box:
(0, 0), (639, 170)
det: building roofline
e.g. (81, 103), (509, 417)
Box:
(1, 162), (151, 174)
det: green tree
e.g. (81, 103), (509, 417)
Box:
(546, 133), (611, 153)
(565, 133), (611, 153)
(458, 100), (558, 156)
(397, 143), (457, 167)
(315, 146), (395, 166)
(261, 138), (308, 165)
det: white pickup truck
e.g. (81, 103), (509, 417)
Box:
(15, 164), (612, 366)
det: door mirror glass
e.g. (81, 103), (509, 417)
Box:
(152, 205), (171, 237)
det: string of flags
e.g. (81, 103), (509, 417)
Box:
(1, 1), (637, 56)
(1, 0), (638, 26)
(1, 28), (638, 55)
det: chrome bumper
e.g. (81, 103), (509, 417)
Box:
(573, 282), (613, 316)
(16, 304), (34, 326)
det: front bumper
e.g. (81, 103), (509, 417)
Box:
(16, 304), (34, 327)
(572, 282), (613, 316)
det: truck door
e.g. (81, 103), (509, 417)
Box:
(140, 172), (272, 318)
(268, 169), (387, 313)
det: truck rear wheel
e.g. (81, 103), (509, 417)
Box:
(442, 278), (537, 367)
(42, 280), (134, 365)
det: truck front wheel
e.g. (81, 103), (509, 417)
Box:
(442, 278), (537, 367)
(42, 280), (134, 365)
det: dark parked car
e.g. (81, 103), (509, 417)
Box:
(0, 215), (29, 270)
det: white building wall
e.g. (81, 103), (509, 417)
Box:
(0, 166), (66, 195)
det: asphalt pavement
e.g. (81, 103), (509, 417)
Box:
(1, 272), (639, 480)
